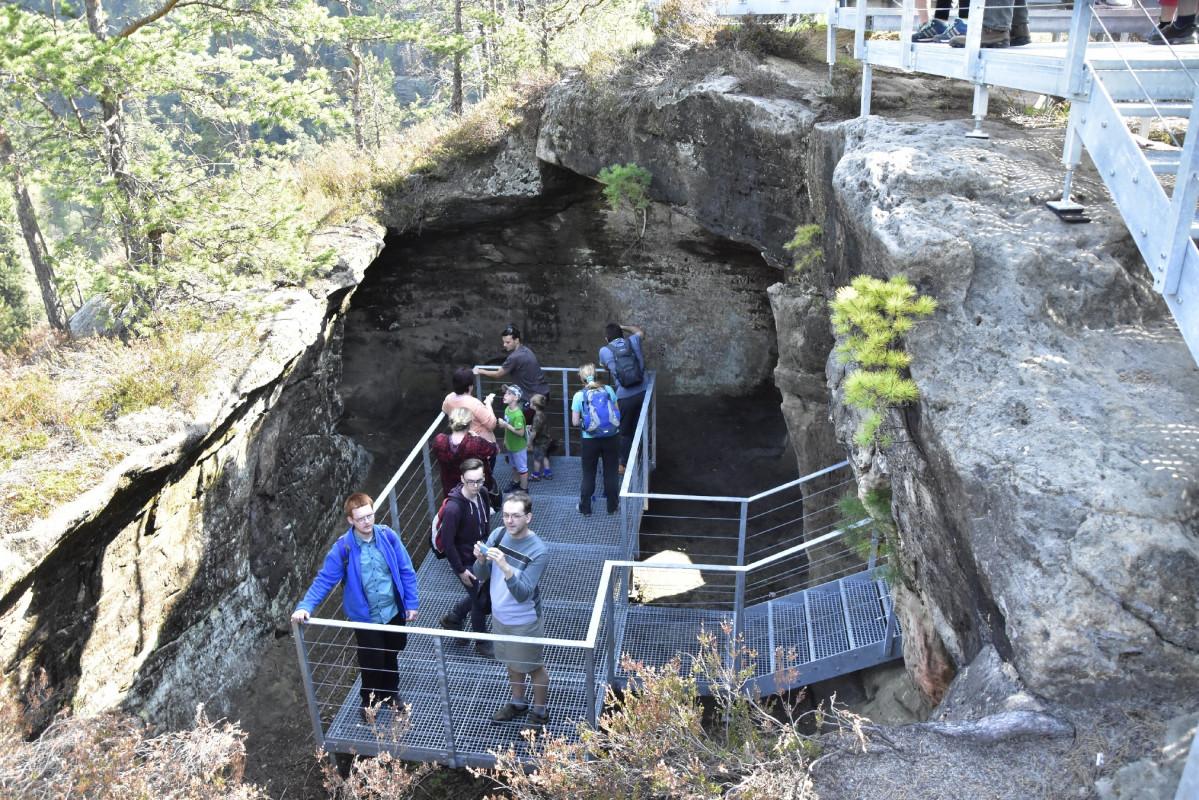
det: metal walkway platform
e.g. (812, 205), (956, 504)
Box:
(292, 370), (902, 767)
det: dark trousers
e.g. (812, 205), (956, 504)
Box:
(617, 391), (646, 467)
(354, 611), (407, 708)
(450, 577), (489, 633)
(580, 435), (620, 514)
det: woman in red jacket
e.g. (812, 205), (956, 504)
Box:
(431, 407), (499, 499)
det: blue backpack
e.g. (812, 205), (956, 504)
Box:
(582, 387), (620, 437)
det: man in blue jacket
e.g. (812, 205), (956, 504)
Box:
(292, 492), (420, 714)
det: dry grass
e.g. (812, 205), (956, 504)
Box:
(0, 689), (267, 800)
(0, 308), (257, 534)
(298, 75), (558, 226)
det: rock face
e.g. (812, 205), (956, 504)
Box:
(813, 116), (1199, 706)
(535, 48), (1199, 713)
(0, 223), (381, 727)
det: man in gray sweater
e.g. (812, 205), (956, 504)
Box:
(473, 490), (551, 728)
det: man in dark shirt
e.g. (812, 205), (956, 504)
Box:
(437, 459), (495, 658)
(473, 324), (551, 400)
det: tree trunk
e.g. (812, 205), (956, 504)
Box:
(451, 0), (463, 115)
(0, 131), (68, 332)
(85, 0), (150, 269)
(348, 47), (366, 150)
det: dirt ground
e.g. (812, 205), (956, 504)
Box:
(232, 388), (804, 799)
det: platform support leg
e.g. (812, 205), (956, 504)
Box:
(1047, 103), (1090, 222)
(859, 62), (873, 118)
(965, 83), (990, 139)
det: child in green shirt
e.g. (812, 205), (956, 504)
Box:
(498, 384), (528, 491)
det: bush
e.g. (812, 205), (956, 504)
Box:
(0, 695), (267, 799)
(478, 626), (872, 799)
(0, 251), (31, 351)
(829, 275), (936, 449)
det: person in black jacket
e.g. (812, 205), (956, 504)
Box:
(437, 458), (495, 657)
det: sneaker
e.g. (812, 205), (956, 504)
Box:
(576, 502), (592, 516)
(932, 17), (967, 42)
(491, 702), (529, 723)
(542, 467), (553, 480)
(1009, 23), (1030, 46)
(439, 613), (463, 630)
(949, 27), (1010, 48)
(529, 471), (541, 482)
(527, 708), (550, 729)
(912, 18), (947, 42)
(474, 641), (495, 658)
(506, 482), (522, 493)
(1149, 22), (1198, 45)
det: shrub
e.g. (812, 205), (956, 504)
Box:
(0, 251), (31, 351)
(784, 224), (823, 273)
(0, 696), (267, 799)
(829, 275), (936, 449)
(478, 625), (871, 799)
(596, 163), (653, 237)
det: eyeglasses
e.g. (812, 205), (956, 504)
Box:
(351, 510), (375, 523)
(501, 512), (529, 520)
(463, 478), (485, 486)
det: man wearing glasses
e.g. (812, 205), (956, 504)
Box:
(474, 491), (552, 729)
(291, 492), (419, 717)
(437, 459), (496, 658)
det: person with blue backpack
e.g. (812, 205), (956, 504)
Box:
(570, 363), (621, 516)
(599, 322), (646, 473)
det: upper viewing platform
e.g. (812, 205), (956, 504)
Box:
(697, 0), (1199, 366)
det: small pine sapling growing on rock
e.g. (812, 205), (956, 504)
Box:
(829, 274), (937, 449)
(784, 223), (823, 273)
(596, 163), (652, 237)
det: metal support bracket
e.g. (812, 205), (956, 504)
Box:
(965, 83), (990, 139)
(1046, 199), (1091, 223)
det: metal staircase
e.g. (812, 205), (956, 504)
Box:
(291, 369), (901, 767)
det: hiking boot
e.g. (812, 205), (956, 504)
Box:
(474, 641), (495, 658)
(1149, 22), (1198, 44)
(1009, 23), (1030, 46)
(949, 27), (1010, 47)
(527, 708), (550, 729)
(932, 17), (967, 42)
(912, 18), (947, 42)
(491, 702), (529, 723)
(440, 614), (463, 630)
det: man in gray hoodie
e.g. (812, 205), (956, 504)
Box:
(473, 490), (551, 728)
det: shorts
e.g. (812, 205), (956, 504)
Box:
(507, 449), (528, 474)
(529, 447), (546, 463)
(492, 617), (545, 673)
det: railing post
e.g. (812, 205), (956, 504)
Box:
(963, 0), (984, 82)
(853, 0), (866, 59)
(1061, 0), (1094, 100)
(421, 442), (439, 519)
(1159, 86), (1199, 296)
(474, 372), (484, 401)
(900, 0), (914, 71)
(292, 622), (327, 756)
(880, 588), (898, 658)
(584, 647), (598, 727)
(387, 488), (400, 530)
(825, 0), (837, 72)
(605, 571), (618, 683)
(432, 637), (459, 767)
(732, 501), (749, 671)
(868, 527), (879, 572)
(560, 369), (572, 458)
(859, 63), (873, 117)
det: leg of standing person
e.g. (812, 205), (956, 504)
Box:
(1009, 0), (1028, 46)
(578, 437), (598, 515)
(355, 611), (406, 709)
(616, 391), (645, 469)
(600, 435), (620, 514)
(1153, 0), (1199, 43)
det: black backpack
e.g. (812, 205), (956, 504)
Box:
(608, 338), (643, 388)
